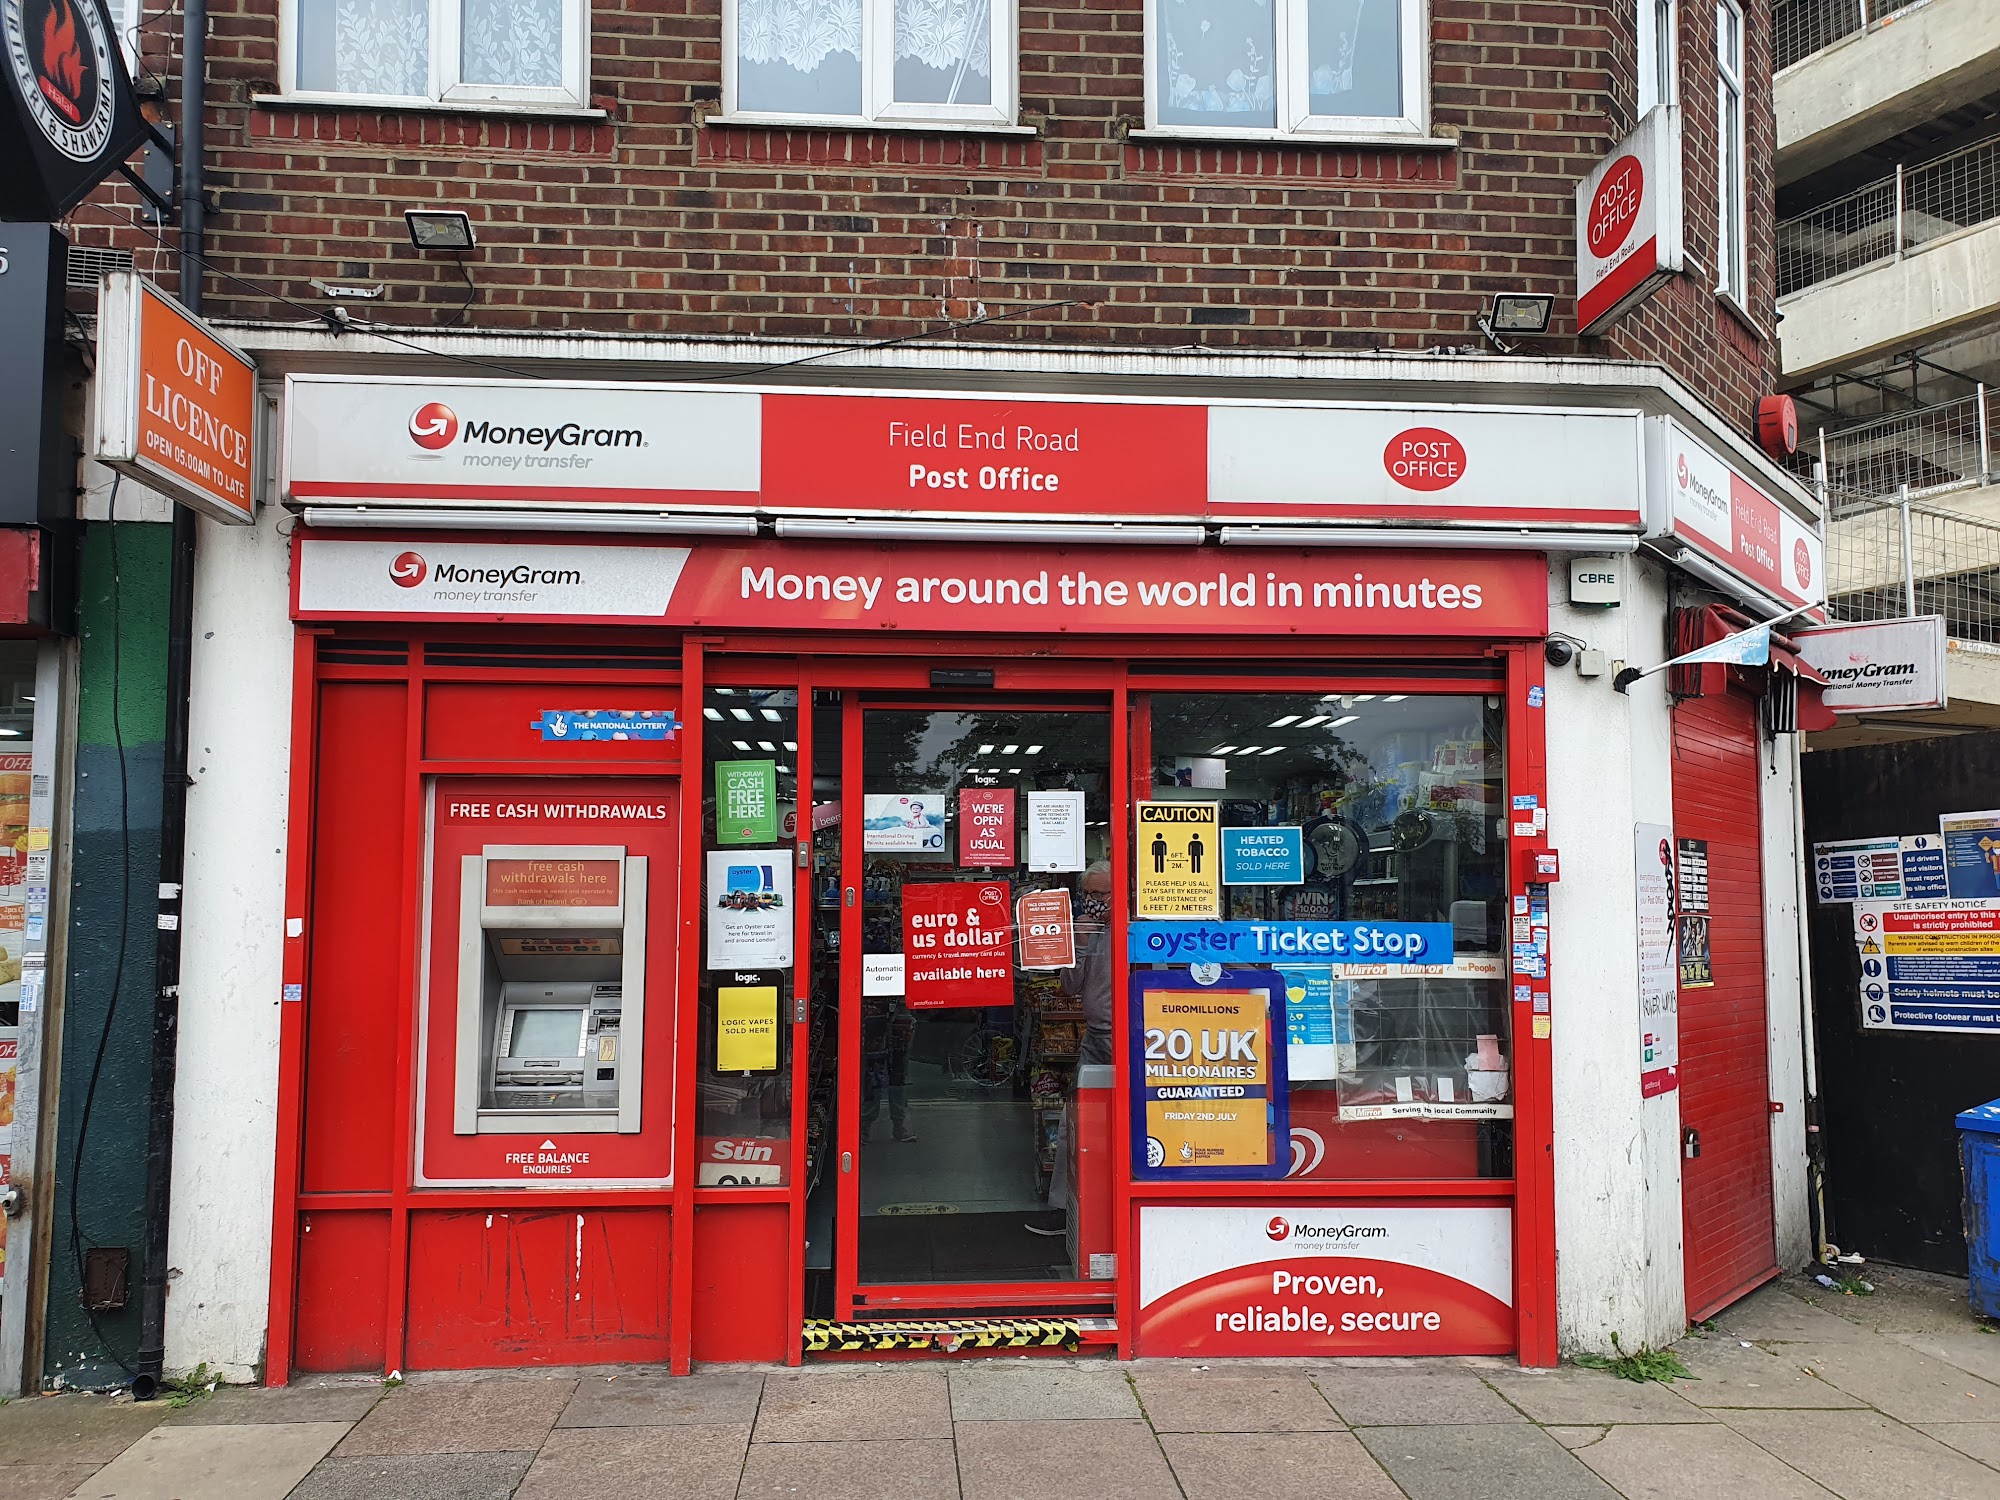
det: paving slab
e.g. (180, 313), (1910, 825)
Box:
(1711, 1287), (1873, 1345)
(753, 1367), (951, 1443)
(1670, 1335), (1868, 1409)
(1355, 1423), (1620, 1500)
(0, 1467), (100, 1500)
(1130, 1364), (1341, 1432)
(949, 1362), (1140, 1420)
(955, 1419), (1181, 1500)
(1886, 1327), (2000, 1389)
(1774, 1335), (2000, 1423)
(1546, 1427), (1608, 1450)
(1312, 1365), (1526, 1425)
(736, 1438), (958, 1500)
(164, 1383), (381, 1425)
(1484, 1365), (1712, 1425)
(0, 1397), (166, 1466)
(515, 1422), (749, 1500)
(1911, 1422), (2000, 1469)
(335, 1375), (577, 1456)
(61, 1421), (348, 1500)
(1720, 1408), (2000, 1499)
(1160, 1429), (1404, 1500)
(558, 1369), (764, 1428)
(286, 1450), (536, 1500)
(1561, 1420), (1838, 1499)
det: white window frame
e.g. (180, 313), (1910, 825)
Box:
(1714, 0), (1748, 305)
(1142, 0), (1430, 143)
(1637, 0), (1677, 114)
(718, 0), (1020, 131)
(277, 0), (592, 111)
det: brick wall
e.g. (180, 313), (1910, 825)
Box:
(69, 0), (1780, 436)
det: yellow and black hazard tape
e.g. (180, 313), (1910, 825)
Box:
(803, 1318), (1079, 1353)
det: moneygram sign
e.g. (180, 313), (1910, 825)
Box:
(403, 399), (644, 464)
(1798, 616), (1948, 714)
(296, 538), (688, 620)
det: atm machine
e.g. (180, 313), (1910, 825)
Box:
(453, 844), (649, 1136)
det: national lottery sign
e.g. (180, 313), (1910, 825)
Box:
(1137, 1205), (1514, 1356)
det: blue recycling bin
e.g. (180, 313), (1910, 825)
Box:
(1956, 1099), (2000, 1318)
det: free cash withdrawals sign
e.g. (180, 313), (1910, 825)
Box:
(1854, 898), (2000, 1033)
(714, 760), (778, 845)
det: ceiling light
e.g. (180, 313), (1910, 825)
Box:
(404, 208), (476, 251)
(1003, 744), (1019, 754)
(1298, 716), (1329, 727)
(1268, 715), (1299, 727)
(1259, 745), (1285, 755)
(1238, 745), (1262, 754)
(733, 740), (751, 750)
(1330, 715), (1358, 727)
(1025, 745), (1043, 754)
(1210, 746), (1238, 755)
(730, 707), (752, 721)
(758, 741), (776, 751)
(1352, 695), (1377, 702)
(1385, 694), (1408, 702)
(784, 741), (798, 751)
(703, 707), (723, 721)
(979, 744), (996, 754)
(1008, 767), (1022, 774)
(761, 708), (783, 721)
(0, 728), (20, 738)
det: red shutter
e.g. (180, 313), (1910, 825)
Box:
(1673, 688), (1781, 1321)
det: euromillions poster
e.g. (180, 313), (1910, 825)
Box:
(1131, 968), (1286, 1179)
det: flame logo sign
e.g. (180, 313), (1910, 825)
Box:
(37, 0), (84, 123)
(7, 0), (116, 161)
(408, 402), (459, 450)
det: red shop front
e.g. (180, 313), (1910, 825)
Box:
(266, 530), (1560, 1376)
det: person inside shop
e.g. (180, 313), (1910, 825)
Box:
(1063, 860), (1114, 1065)
(860, 994), (916, 1144)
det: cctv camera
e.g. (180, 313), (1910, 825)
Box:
(1544, 639), (1576, 668)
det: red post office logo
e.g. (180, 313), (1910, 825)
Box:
(1587, 154), (1645, 259)
(390, 551), (428, 588)
(1794, 538), (1812, 589)
(409, 402), (458, 450)
(1384, 428), (1466, 491)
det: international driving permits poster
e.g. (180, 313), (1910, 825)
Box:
(1136, 801), (1220, 919)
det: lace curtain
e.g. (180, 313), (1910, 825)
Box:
(462, 0), (563, 87)
(1157, 0), (1275, 125)
(299, 0), (429, 97)
(736, 0), (991, 99)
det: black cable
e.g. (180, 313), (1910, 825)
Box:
(441, 255), (477, 329)
(84, 198), (1090, 383)
(66, 474), (138, 1380)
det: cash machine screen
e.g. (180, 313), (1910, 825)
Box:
(506, 1007), (586, 1058)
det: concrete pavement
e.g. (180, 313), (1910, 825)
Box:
(6, 1265), (1999, 1499)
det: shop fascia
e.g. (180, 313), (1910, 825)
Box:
(279, 373), (1824, 617)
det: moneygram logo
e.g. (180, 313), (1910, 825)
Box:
(1266, 1217), (1289, 1242)
(390, 551), (428, 588)
(1264, 1219), (1389, 1244)
(409, 402), (458, 450)
(1676, 453), (1689, 488)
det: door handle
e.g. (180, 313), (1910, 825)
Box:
(841, 1151), (852, 1173)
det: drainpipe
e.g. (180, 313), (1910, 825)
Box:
(133, 0), (204, 1401)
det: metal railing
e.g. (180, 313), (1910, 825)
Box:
(1803, 389), (1996, 515)
(1778, 135), (2000, 296)
(1827, 494), (2000, 643)
(1774, 0), (1919, 73)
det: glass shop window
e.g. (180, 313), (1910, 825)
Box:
(697, 686), (800, 1187)
(1145, 691), (1513, 1181)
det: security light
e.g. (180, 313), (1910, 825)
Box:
(405, 209), (476, 251)
(1489, 294), (1553, 334)
(1330, 715), (1359, 727)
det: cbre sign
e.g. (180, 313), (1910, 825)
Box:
(1575, 106), (1683, 336)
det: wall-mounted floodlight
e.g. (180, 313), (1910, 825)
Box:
(404, 210), (476, 251)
